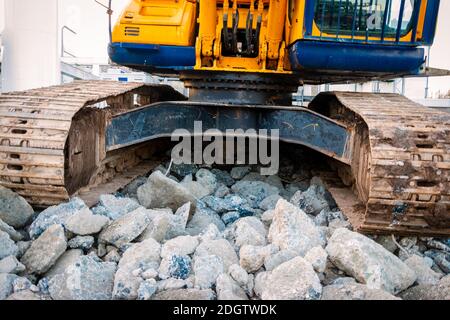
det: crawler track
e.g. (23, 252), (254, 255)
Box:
(311, 92), (450, 236)
(0, 80), (184, 206)
(0, 82), (448, 236)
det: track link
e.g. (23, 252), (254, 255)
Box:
(311, 92), (450, 236)
(0, 80), (184, 207)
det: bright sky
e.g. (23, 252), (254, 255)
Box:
(3, 0), (450, 98)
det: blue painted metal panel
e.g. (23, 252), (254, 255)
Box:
(422, 0), (440, 45)
(106, 102), (350, 159)
(289, 40), (425, 73)
(304, 0), (317, 36)
(108, 42), (196, 71)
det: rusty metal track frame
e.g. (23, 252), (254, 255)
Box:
(0, 80), (185, 206)
(311, 92), (450, 236)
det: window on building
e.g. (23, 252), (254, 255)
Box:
(314, 0), (416, 38)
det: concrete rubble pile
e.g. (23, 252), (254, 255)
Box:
(0, 155), (449, 301)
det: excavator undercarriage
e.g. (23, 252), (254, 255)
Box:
(0, 80), (448, 236)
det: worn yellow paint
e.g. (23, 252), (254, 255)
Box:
(112, 0), (197, 46)
(112, 0), (432, 74)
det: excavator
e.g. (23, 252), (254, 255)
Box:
(0, 0), (449, 236)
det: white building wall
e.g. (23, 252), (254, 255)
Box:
(1, 0), (60, 92)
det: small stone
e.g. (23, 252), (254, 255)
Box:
(405, 254), (441, 285)
(157, 278), (192, 292)
(265, 175), (284, 190)
(326, 228), (416, 294)
(12, 277), (34, 292)
(93, 195), (141, 220)
(230, 167), (251, 180)
(137, 279), (157, 300)
(21, 224), (67, 275)
(195, 239), (239, 270)
(231, 181), (279, 208)
(180, 175), (210, 199)
(48, 256), (117, 300)
(0, 186), (34, 228)
(153, 288), (216, 300)
(314, 209), (328, 227)
(29, 198), (86, 239)
(253, 271), (270, 298)
(234, 217), (267, 248)
(304, 246), (328, 273)
(332, 277), (357, 285)
(141, 268), (158, 280)
(15, 241), (31, 259)
(195, 169), (218, 195)
(290, 185), (329, 216)
(138, 210), (176, 242)
(261, 210), (274, 226)
(6, 290), (45, 300)
(120, 176), (148, 199)
(170, 163), (199, 178)
(104, 249), (121, 263)
(328, 219), (352, 232)
(0, 218), (23, 242)
(45, 249), (83, 280)
(321, 283), (400, 300)
(259, 194), (282, 211)
(216, 273), (248, 300)
(211, 169), (235, 187)
(0, 255), (25, 274)
(193, 255), (224, 289)
(228, 264), (249, 287)
(186, 206), (225, 236)
(268, 199), (325, 256)
(221, 211), (241, 225)
(264, 249), (298, 271)
(97, 243), (107, 257)
(400, 275), (450, 300)
(0, 273), (19, 300)
(199, 224), (222, 241)
(161, 235), (199, 259)
(113, 238), (161, 300)
(261, 257), (322, 300)
(137, 171), (196, 215)
(214, 184), (230, 198)
(239, 244), (278, 273)
(0, 230), (18, 260)
(68, 236), (95, 251)
(424, 250), (450, 273)
(241, 172), (266, 182)
(159, 255), (192, 280)
(202, 194), (249, 214)
(65, 208), (110, 235)
(99, 207), (151, 247)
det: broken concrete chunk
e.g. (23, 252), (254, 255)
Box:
(261, 257), (322, 300)
(48, 256), (117, 300)
(0, 186), (34, 228)
(234, 217), (267, 248)
(321, 283), (400, 300)
(405, 254), (441, 285)
(0, 230), (18, 260)
(137, 171), (196, 215)
(0, 218), (23, 242)
(231, 181), (279, 208)
(99, 207), (151, 247)
(326, 228), (416, 294)
(29, 197), (86, 239)
(65, 207), (110, 235)
(0, 255), (25, 274)
(21, 224), (67, 275)
(268, 199), (325, 256)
